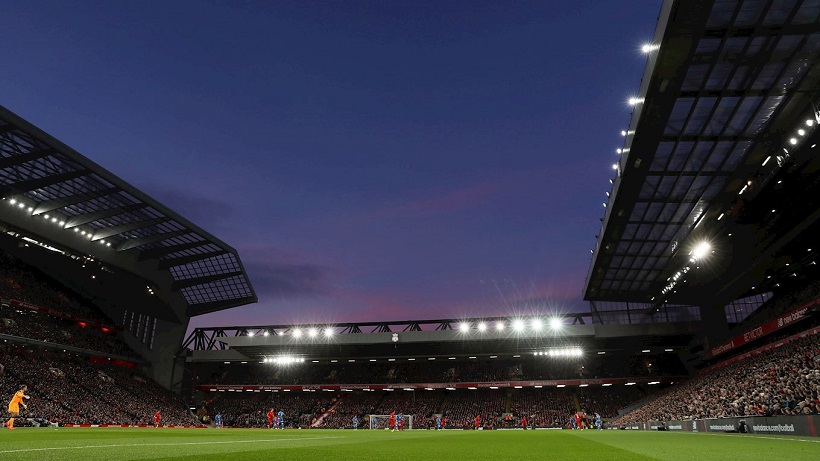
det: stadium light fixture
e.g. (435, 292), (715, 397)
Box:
(477, 322), (487, 332)
(579, 384), (588, 388)
(324, 327), (334, 337)
(512, 319), (525, 332)
(798, 129), (806, 136)
(789, 137), (798, 145)
(621, 130), (627, 136)
(308, 328), (318, 338)
(611, 163), (618, 170)
(263, 331), (270, 337)
(641, 43), (660, 53)
(808, 119), (815, 127)
(531, 318), (543, 331)
(602, 383), (612, 387)
(556, 384), (566, 388)
(691, 241), (711, 260)
(549, 318), (562, 330)
(248, 331), (255, 337)
(625, 382), (636, 386)
(292, 328), (302, 338)
(496, 321), (505, 331)
(628, 97), (644, 106)
(459, 322), (470, 332)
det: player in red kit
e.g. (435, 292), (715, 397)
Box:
(154, 411), (161, 428)
(474, 415), (480, 430)
(521, 416), (528, 430)
(267, 409), (275, 429)
(389, 412), (396, 432)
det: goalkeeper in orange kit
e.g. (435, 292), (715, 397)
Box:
(5, 385), (31, 430)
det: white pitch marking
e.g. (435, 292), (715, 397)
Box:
(0, 436), (344, 454)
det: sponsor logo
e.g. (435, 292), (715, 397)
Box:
(742, 327), (764, 343)
(667, 425), (682, 430)
(752, 424), (795, 433)
(711, 341), (735, 356)
(708, 424), (736, 431)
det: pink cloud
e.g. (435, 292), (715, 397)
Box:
(374, 181), (499, 220)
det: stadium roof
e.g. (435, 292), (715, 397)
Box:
(0, 103), (257, 317)
(585, 0), (820, 307)
(183, 315), (699, 362)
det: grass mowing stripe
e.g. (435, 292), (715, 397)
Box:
(0, 436), (344, 454)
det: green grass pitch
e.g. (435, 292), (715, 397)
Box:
(0, 428), (817, 461)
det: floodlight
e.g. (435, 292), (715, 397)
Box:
(512, 319), (525, 332)
(292, 328), (302, 338)
(691, 241), (711, 260)
(308, 328), (318, 338)
(789, 138), (798, 145)
(798, 129), (806, 136)
(549, 318), (562, 330)
(531, 318), (543, 331)
(628, 97), (644, 106)
(641, 43), (659, 53)
(248, 332), (255, 337)
(496, 321), (505, 331)
(324, 328), (334, 337)
(459, 322), (470, 332)
(477, 322), (487, 332)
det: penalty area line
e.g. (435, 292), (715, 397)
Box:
(0, 436), (345, 454)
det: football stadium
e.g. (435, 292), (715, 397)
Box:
(1, 0), (820, 460)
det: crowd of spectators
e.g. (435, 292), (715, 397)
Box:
(0, 343), (196, 426)
(616, 331), (819, 424)
(0, 305), (136, 358)
(0, 253), (99, 319)
(0, 252), (137, 358)
(440, 390), (506, 429)
(509, 388), (575, 427)
(201, 392), (331, 428)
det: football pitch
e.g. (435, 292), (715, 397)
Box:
(0, 428), (817, 461)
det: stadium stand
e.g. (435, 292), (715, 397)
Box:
(615, 329), (820, 424)
(0, 252), (136, 358)
(0, 343), (197, 426)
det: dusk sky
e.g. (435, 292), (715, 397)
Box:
(0, 1), (661, 328)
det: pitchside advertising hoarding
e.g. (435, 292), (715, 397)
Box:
(623, 415), (820, 437)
